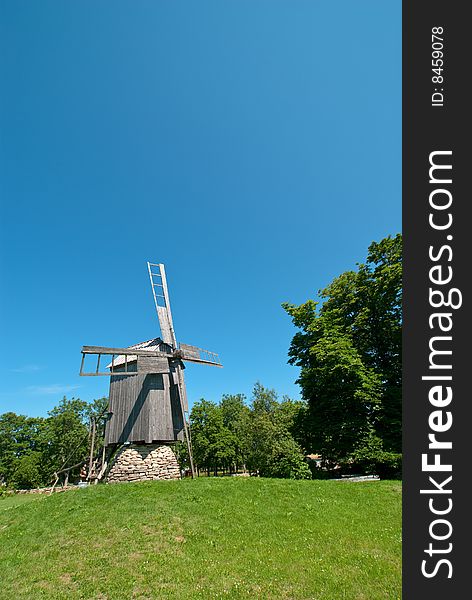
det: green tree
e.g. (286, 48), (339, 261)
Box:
(0, 413), (48, 487)
(264, 436), (312, 480)
(283, 234), (402, 466)
(274, 397), (307, 445)
(44, 397), (90, 480)
(190, 399), (237, 475)
(87, 396), (110, 459)
(10, 452), (43, 489)
(44, 396), (109, 485)
(220, 394), (251, 470)
(246, 384), (311, 479)
(188, 385), (310, 480)
(251, 382), (278, 415)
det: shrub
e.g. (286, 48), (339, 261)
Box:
(261, 436), (312, 480)
(346, 436), (402, 479)
(0, 485), (12, 498)
(10, 453), (43, 489)
(373, 452), (402, 479)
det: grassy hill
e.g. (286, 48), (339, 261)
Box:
(0, 478), (401, 599)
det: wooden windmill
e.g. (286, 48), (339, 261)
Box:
(79, 262), (222, 477)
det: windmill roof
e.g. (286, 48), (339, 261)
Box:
(106, 337), (170, 369)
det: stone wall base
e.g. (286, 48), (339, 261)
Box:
(106, 444), (181, 483)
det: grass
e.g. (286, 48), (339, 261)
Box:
(0, 492), (42, 510)
(0, 478), (401, 599)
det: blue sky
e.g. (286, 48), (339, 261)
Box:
(0, 1), (401, 417)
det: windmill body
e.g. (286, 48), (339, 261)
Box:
(80, 263), (221, 481)
(104, 337), (185, 446)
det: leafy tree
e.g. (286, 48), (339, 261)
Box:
(0, 413), (48, 486)
(190, 399), (216, 471)
(10, 452), (43, 489)
(283, 234), (402, 466)
(344, 433), (402, 479)
(220, 394), (251, 470)
(87, 396), (110, 458)
(251, 382), (278, 415)
(44, 397), (90, 482)
(264, 436), (311, 480)
(292, 326), (382, 466)
(246, 384), (311, 479)
(44, 396), (109, 485)
(274, 397), (307, 444)
(189, 386), (309, 479)
(173, 440), (189, 472)
(319, 234), (402, 450)
(190, 399), (237, 475)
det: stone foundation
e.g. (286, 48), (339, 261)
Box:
(106, 444), (181, 483)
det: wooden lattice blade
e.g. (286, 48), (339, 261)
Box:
(147, 262), (177, 347)
(178, 343), (222, 367)
(79, 345), (173, 377)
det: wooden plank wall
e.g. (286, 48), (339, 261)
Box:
(137, 355), (169, 374)
(105, 370), (184, 445)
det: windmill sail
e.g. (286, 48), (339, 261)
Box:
(178, 343), (222, 367)
(147, 262), (176, 346)
(148, 261), (196, 476)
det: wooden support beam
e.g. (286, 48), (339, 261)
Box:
(80, 353), (85, 375)
(82, 345), (173, 357)
(87, 416), (96, 481)
(80, 372), (138, 377)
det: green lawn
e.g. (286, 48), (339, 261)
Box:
(0, 478), (401, 599)
(0, 492), (42, 510)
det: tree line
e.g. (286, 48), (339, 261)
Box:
(0, 386), (312, 490)
(0, 397), (107, 490)
(180, 383), (311, 479)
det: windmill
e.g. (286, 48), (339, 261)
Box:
(79, 262), (222, 480)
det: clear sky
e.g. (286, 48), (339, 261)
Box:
(0, 1), (401, 417)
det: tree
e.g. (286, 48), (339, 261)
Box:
(0, 412), (48, 487)
(189, 386), (310, 479)
(44, 397), (90, 483)
(283, 234), (402, 466)
(87, 396), (110, 459)
(263, 436), (312, 480)
(251, 382), (278, 415)
(220, 394), (251, 470)
(273, 396), (306, 444)
(246, 384), (311, 479)
(10, 452), (43, 489)
(190, 399), (237, 475)
(44, 396), (110, 485)
(287, 324), (382, 466)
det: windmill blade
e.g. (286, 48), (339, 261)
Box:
(147, 262), (177, 347)
(79, 344), (174, 376)
(178, 343), (222, 367)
